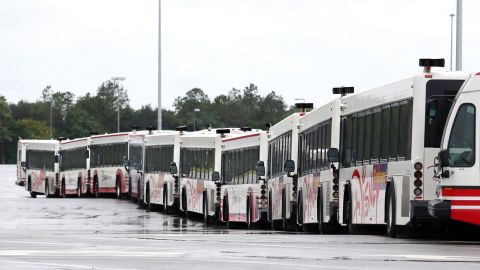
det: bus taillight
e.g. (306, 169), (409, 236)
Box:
(413, 162), (423, 198)
(332, 170), (339, 201)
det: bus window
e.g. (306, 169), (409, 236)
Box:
(371, 108), (382, 163)
(389, 104), (400, 161)
(381, 105), (390, 161)
(364, 110), (372, 164)
(425, 80), (465, 148)
(447, 103), (475, 167)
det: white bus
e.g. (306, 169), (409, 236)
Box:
(179, 128), (264, 224)
(89, 131), (145, 198)
(16, 139), (28, 186)
(219, 129), (268, 228)
(429, 70), (480, 227)
(24, 140), (60, 198)
(328, 59), (469, 236)
(142, 129), (181, 212)
(296, 99), (342, 232)
(59, 137), (90, 197)
(266, 111), (304, 230)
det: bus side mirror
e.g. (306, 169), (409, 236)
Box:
(54, 155), (59, 163)
(438, 150), (450, 167)
(85, 149), (90, 159)
(327, 148), (340, 163)
(21, 161), (27, 168)
(169, 162), (178, 175)
(284, 160), (295, 174)
(212, 171), (220, 182)
(256, 161), (265, 177)
(135, 163), (143, 171)
(122, 156), (129, 169)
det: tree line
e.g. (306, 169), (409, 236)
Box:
(0, 82), (292, 163)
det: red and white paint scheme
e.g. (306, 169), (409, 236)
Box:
(59, 137), (91, 197)
(335, 60), (469, 236)
(296, 99), (342, 232)
(142, 130), (181, 211)
(89, 130), (146, 198)
(266, 113), (303, 230)
(16, 139), (28, 186)
(179, 128), (265, 224)
(24, 140), (60, 198)
(219, 129), (268, 228)
(430, 70), (480, 226)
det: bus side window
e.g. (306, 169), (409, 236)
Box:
(448, 103), (476, 167)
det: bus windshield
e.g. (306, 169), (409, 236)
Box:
(424, 80), (464, 148)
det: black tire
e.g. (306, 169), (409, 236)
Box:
(163, 183), (168, 214)
(45, 179), (50, 198)
(345, 184), (357, 234)
(298, 189), (303, 226)
(128, 175), (132, 199)
(138, 179), (142, 206)
(27, 177), (32, 192)
(182, 187), (188, 218)
(145, 183), (151, 211)
(386, 185), (397, 238)
(115, 177), (121, 199)
(30, 191), (36, 198)
(77, 179), (81, 198)
(281, 188), (287, 231)
(223, 196), (229, 226)
(268, 190), (274, 230)
(203, 190), (208, 225)
(93, 177), (99, 198)
(62, 179), (66, 198)
(246, 194), (252, 230)
(318, 186), (325, 234)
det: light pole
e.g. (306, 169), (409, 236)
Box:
(111, 77), (126, 132)
(456, 0), (462, 71)
(193, 108), (200, 131)
(158, 0), (162, 130)
(450, 13), (455, 71)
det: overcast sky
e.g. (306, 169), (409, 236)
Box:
(1, 0), (479, 110)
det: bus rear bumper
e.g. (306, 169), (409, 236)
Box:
(428, 199), (451, 219)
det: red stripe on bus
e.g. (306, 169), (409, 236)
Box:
(451, 209), (480, 225)
(222, 133), (260, 142)
(451, 200), (480, 206)
(442, 187), (480, 197)
(98, 187), (117, 193)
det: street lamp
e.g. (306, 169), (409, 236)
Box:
(111, 76), (126, 132)
(193, 108), (200, 131)
(450, 13), (455, 71)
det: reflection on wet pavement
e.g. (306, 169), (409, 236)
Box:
(1, 165), (480, 270)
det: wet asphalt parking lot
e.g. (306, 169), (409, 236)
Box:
(1, 165), (480, 270)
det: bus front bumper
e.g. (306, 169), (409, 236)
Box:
(428, 199), (451, 219)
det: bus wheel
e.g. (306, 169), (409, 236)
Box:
(77, 179), (81, 198)
(62, 179), (66, 198)
(146, 183), (151, 211)
(386, 185), (397, 238)
(223, 195), (229, 228)
(93, 177), (99, 198)
(115, 178), (121, 199)
(128, 175), (132, 199)
(281, 188), (287, 231)
(45, 180), (50, 198)
(203, 190), (208, 225)
(246, 194), (252, 230)
(182, 187), (188, 218)
(163, 183), (168, 214)
(30, 191), (36, 198)
(345, 185), (357, 234)
(137, 179), (142, 206)
(268, 190), (274, 230)
(317, 186), (325, 234)
(298, 189), (304, 230)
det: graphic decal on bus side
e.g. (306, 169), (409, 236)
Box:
(351, 163), (387, 224)
(185, 178), (204, 213)
(302, 172), (320, 223)
(147, 174), (164, 205)
(271, 176), (285, 220)
(30, 170), (46, 192)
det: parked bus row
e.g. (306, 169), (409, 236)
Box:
(16, 59), (480, 235)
